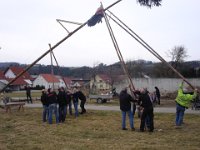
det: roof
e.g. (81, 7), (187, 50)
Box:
(0, 70), (5, 79)
(0, 68), (33, 86)
(98, 74), (111, 83)
(7, 77), (28, 85)
(63, 77), (73, 85)
(5, 66), (33, 80)
(40, 74), (60, 83)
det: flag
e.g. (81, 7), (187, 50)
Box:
(87, 5), (104, 27)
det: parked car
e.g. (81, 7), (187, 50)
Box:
(89, 93), (113, 104)
(5, 87), (12, 93)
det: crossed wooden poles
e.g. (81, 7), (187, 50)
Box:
(0, 0), (198, 93)
(0, 0), (122, 93)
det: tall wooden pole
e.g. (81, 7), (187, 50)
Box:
(103, 3), (135, 92)
(51, 51), (68, 88)
(49, 44), (55, 90)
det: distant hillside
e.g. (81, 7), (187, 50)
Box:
(0, 62), (19, 68)
(0, 60), (199, 78)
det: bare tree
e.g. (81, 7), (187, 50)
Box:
(167, 46), (188, 63)
(166, 45), (188, 76)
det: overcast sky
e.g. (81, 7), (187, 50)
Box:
(0, 0), (200, 67)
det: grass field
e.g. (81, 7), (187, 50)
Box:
(0, 108), (200, 150)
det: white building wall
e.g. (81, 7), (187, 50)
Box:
(33, 75), (60, 90)
(114, 78), (200, 94)
(33, 76), (48, 88)
(4, 69), (15, 78)
(59, 79), (66, 88)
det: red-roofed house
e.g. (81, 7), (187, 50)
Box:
(3, 67), (33, 90)
(90, 74), (112, 93)
(63, 77), (74, 89)
(33, 74), (60, 89)
(4, 66), (32, 80)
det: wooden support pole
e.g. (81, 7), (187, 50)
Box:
(106, 11), (198, 92)
(49, 44), (55, 90)
(103, 3), (135, 92)
(51, 51), (68, 88)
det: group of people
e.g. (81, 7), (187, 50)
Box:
(40, 87), (86, 124)
(38, 80), (198, 129)
(119, 81), (198, 132)
(119, 87), (154, 132)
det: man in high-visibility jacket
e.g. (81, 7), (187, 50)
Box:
(175, 81), (198, 127)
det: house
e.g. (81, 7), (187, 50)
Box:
(90, 74), (112, 93)
(63, 77), (74, 89)
(33, 74), (60, 89)
(71, 78), (90, 88)
(3, 66), (33, 90)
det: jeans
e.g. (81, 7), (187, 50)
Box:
(176, 103), (185, 126)
(73, 102), (79, 118)
(48, 103), (59, 124)
(67, 101), (72, 115)
(59, 105), (67, 122)
(121, 110), (134, 129)
(42, 105), (49, 122)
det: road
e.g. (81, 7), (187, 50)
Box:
(25, 103), (200, 114)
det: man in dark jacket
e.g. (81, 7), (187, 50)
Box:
(25, 86), (32, 103)
(47, 88), (59, 124)
(41, 89), (49, 122)
(138, 88), (154, 132)
(73, 87), (87, 115)
(119, 88), (135, 130)
(66, 90), (72, 115)
(57, 87), (67, 123)
(155, 86), (160, 105)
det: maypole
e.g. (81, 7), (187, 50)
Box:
(0, 0), (122, 93)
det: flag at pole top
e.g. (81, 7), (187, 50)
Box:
(87, 5), (104, 27)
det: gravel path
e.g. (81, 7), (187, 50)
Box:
(25, 103), (200, 114)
